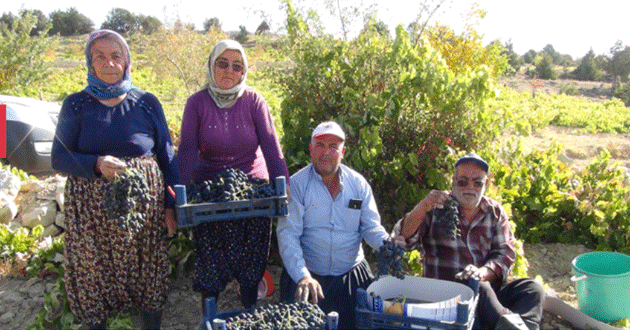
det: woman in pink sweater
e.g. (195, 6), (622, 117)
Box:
(177, 40), (289, 313)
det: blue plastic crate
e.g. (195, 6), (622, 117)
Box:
(174, 176), (288, 228)
(197, 297), (339, 330)
(355, 278), (479, 330)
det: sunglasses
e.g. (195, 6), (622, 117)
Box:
(456, 179), (485, 188)
(215, 60), (244, 72)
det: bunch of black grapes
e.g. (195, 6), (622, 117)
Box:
(375, 239), (406, 280)
(104, 168), (152, 233)
(185, 168), (275, 204)
(435, 193), (461, 240)
(223, 301), (328, 330)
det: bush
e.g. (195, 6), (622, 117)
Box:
(613, 79), (630, 106)
(0, 12), (56, 93)
(559, 82), (578, 96)
(275, 10), (500, 226)
(483, 141), (630, 254)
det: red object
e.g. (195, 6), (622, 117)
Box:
(238, 269), (275, 300)
(167, 186), (176, 198)
(0, 105), (5, 159)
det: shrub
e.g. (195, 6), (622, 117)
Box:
(483, 141), (630, 254)
(275, 8), (500, 226)
(559, 82), (578, 96)
(613, 79), (630, 106)
(0, 12), (56, 93)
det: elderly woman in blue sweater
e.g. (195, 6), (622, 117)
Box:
(51, 29), (178, 330)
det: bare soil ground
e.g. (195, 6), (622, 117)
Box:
(500, 73), (630, 170)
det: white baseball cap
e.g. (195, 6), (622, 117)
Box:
(311, 121), (346, 140)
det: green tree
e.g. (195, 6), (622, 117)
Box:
(235, 25), (249, 44)
(19, 9), (49, 36)
(0, 12), (55, 92)
(101, 8), (135, 34)
(523, 49), (537, 64)
(603, 41), (630, 86)
(203, 17), (221, 32)
(542, 43), (562, 64)
(361, 18), (389, 38)
(535, 53), (557, 79)
(136, 14), (162, 34)
(1, 10), (53, 37)
(255, 21), (270, 35)
(0, 12), (16, 30)
(572, 49), (603, 81)
(502, 40), (523, 75)
(49, 7), (93, 36)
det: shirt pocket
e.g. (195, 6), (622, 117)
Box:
(339, 207), (361, 232)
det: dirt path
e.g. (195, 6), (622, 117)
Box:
(515, 125), (630, 169)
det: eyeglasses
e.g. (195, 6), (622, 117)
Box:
(456, 180), (485, 188)
(215, 60), (244, 72)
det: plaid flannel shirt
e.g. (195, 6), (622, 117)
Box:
(392, 196), (516, 285)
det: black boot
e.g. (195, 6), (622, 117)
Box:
(89, 319), (107, 330)
(142, 310), (163, 330)
(240, 285), (258, 309)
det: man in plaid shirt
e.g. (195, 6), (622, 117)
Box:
(392, 153), (544, 330)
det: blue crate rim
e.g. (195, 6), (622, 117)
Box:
(354, 279), (480, 330)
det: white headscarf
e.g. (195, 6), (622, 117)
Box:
(205, 39), (248, 108)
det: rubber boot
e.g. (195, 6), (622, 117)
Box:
(89, 319), (107, 330)
(142, 310), (163, 330)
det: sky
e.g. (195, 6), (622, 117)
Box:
(4, 0), (629, 59)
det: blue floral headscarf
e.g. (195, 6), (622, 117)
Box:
(83, 29), (135, 99)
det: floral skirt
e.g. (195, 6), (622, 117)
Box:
(63, 157), (169, 325)
(192, 217), (271, 293)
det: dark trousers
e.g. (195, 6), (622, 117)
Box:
(476, 278), (545, 329)
(280, 259), (373, 330)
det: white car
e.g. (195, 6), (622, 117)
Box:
(1, 95), (61, 175)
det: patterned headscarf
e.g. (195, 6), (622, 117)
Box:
(204, 39), (248, 108)
(83, 29), (135, 99)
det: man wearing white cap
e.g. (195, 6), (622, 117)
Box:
(277, 121), (390, 329)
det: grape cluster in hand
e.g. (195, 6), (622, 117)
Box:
(375, 239), (406, 280)
(223, 301), (327, 330)
(435, 193), (461, 240)
(186, 168), (275, 204)
(104, 167), (152, 233)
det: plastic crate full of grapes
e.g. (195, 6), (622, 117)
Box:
(198, 297), (339, 330)
(173, 169), (289, 228)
